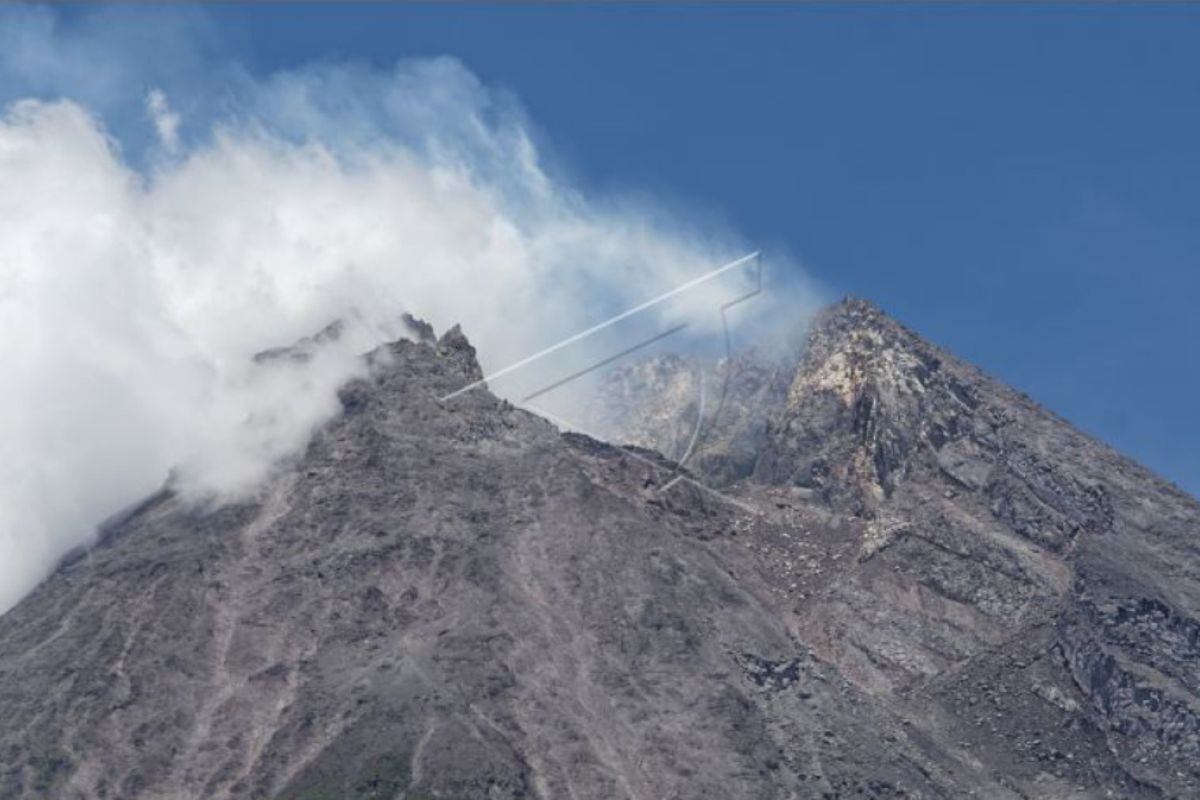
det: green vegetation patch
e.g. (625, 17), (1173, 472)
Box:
(28, 750), (72, 793)
(278, 753), (413, 800)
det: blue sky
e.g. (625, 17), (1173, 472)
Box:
(12, 4), (1200, 497)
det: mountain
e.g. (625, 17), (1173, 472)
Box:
(1, 300), (1198, 799)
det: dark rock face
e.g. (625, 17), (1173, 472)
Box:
(589, 350), (794, 489)
(253, 320), (348, 365)
(1, 299), (1198, 799)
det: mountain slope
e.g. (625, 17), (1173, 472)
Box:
(603, 299), (1200, 797)
(1, 301), (1198, 799)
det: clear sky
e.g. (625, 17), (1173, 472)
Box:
(18, 4), (1200, 497)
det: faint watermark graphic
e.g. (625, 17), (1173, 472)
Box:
(440, 252), (766, 515)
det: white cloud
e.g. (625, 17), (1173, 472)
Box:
(0, 19), (826, 613)
(145, 88), (180, 151)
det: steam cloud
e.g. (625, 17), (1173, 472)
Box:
(0, 7), (825, 613)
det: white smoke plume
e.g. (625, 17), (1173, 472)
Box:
(0, 11), (826, 613)
(145, 88), (180, 152)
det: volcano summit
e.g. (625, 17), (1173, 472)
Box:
(1, 300), (1198, 800)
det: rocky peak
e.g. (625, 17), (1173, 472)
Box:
(400, 312), (436, 344)
(252, 319), (348, 365)
(788, 297), (941, 409)
(757, 297), (985, 510)
(433, 322), (484, 383)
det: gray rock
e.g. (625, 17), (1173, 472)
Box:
(0, 298), (1197, 799)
